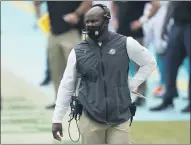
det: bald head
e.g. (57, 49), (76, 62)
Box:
(85, 6), (105, 20)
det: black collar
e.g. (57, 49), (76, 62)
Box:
(86, 31), (113, 46)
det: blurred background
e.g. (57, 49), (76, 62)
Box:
(1, 1), (190, 144)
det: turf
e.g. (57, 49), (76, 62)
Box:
(61, 121), (190, 144)
(131, 121), (190, 144)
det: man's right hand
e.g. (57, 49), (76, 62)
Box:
(52, 123), (63, 141)
(63, 12), (79, 25)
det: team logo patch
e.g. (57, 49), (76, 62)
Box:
(108, 49), (116, 55)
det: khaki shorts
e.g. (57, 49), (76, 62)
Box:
(79, 113), (132, 144)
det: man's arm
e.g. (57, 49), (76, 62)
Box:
(161, 1), (175, 39)
(63, 1), (92, 24)
(126, 37), (157, 91)
(130, 0), (161, 31)
(75, 1), (92, 17)
(140, 0), (161, 23)
(33, 1), (44, 19)
(52, 49), (77, 123)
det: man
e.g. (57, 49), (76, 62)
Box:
(52, 4), (157, 144)
(142, 1), (169, 97)
(34, 1), (92, 109)
(150, 1), (191, 112)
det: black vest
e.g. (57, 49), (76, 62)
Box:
(74, 32), (132, 125)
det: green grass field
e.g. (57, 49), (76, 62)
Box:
(59, 121), (190, 144)
(131, 121), (190, 144)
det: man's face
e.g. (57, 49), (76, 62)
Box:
(84, 7), (107, 40)
(84, 13), (104, 28)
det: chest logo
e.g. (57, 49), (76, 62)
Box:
(108, 49), (116, 55)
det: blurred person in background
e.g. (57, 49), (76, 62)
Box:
(141, 1), (170, 97)
(150, 1), (191, 113)
(40, 60), (51, 86)
(33, 1), (92, 109)
(33, 2), (52, 86)
(111, 1), (160, 106)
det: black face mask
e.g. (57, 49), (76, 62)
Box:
(85, 22), (105, 41)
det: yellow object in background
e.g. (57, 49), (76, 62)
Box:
(37, 13), (50, 36)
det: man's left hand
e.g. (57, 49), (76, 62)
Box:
(130, 20), (142, 31)
(63, 12), (79, 25)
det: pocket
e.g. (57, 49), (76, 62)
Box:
(79, 112), (103, 134)
(115, 120), (131, 132)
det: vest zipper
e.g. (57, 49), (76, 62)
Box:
(99, 46), (108, 123)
